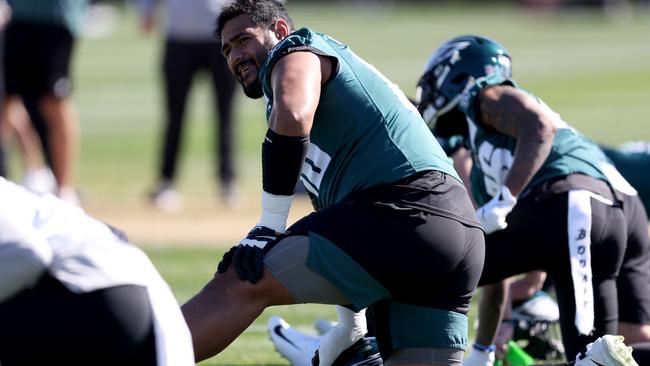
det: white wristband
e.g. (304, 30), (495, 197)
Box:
(259, 191), (293, 233)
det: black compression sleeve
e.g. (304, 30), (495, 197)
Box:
(262, 129), (309, 196)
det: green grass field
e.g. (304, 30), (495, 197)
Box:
(12, 2), (650, 364)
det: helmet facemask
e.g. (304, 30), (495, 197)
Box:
(416, 71), (475, 137)
(416, 35), (512, 138)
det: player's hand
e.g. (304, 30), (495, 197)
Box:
(476, 185), (517, 234)
(217, 226), (280, 284)
(463, 344), (496, 366)
(239, 225), (279, 249)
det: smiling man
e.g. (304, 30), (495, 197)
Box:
(180, 1), (486, 365)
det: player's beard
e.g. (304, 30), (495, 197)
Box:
(241, 34), (276, 99)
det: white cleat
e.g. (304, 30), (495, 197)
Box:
(574, 335), (639, 366)
(268, 316), (320, 366)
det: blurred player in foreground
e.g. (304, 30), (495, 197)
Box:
(0, 177), (194, 365)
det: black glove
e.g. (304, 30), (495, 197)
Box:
(217, 246), (237, 274)
(217, 226), (281, 284)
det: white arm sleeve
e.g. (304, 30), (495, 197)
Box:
(258, 191), (294, 233)
(0, 215), (52, 303)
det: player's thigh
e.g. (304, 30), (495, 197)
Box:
(272, 203), (483, 311)
(618, 194), (650, 325)
(267, 203), (482, 362)
(263, 234), (351, 305)
(480, 194), (570, 286)
(481, 192), (626, 285)
(552, 266), (619, 358)
(549, 195), (626, 357)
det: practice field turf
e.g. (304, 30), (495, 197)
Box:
(8, 2), (649, 365)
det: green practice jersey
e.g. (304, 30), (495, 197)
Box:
(602, 142), (650, 214)
(459, 75), (610, 206)
(260, 28), (458, 210)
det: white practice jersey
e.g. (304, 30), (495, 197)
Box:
(0, 177), (154, 294)
(0, 177), (195, 365)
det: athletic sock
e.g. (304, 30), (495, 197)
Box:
(318, 306), (367, 366)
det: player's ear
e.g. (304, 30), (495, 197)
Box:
(272, 19), (290, 40)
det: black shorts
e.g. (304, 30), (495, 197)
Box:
(286, 170), (484, 312)
(4, 21), (74, 98)
(0, 274), (157, 365)
(265, 170), (485, 355)
(617, 193), (650, 324)
(479, 188), (627, 357)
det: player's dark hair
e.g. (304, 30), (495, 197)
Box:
(215, 0), (294, 41)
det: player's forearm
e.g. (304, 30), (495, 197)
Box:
(479, 85), (556, 196)
(505, 118), (555, 196)
(259, 129), (309, 232)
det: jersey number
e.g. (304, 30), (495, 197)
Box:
(476, 141), (514, 197)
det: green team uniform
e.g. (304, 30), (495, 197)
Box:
(258, 28), (484, 360)
(260, 28), (459, 210)
(461, 75), (630, 357)
(601, 142), (650, 215)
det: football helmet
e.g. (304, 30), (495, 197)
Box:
(511, 291), (565, 361)
(416, 35), (512, 134)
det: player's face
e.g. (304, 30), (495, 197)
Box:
(221, 14), (277, 99)
(432, 107), (469, 139)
